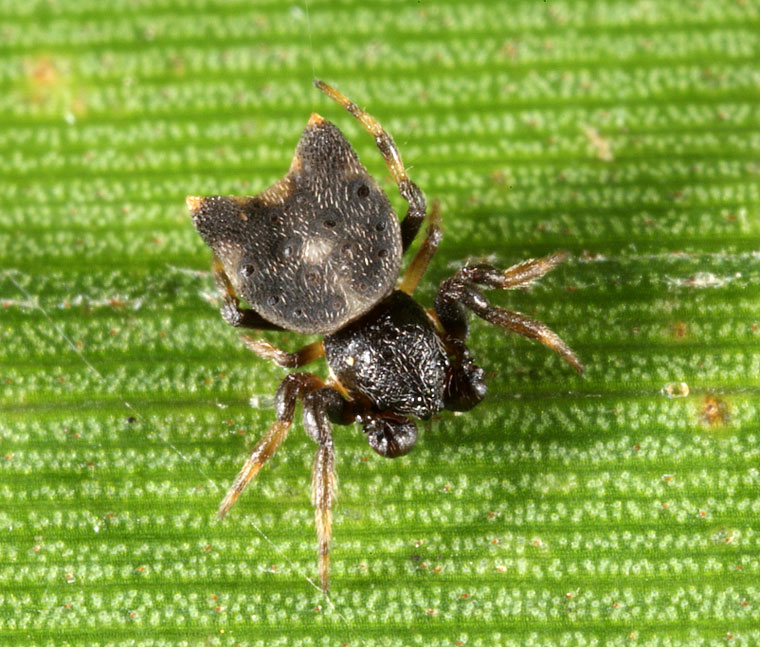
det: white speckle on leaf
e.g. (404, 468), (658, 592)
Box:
(667, 272), (738, 289)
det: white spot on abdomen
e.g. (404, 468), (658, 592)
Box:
(302, 237), (333, 263)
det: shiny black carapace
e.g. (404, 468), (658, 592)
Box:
(187, 80), (583, 592)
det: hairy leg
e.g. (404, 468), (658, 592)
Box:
(453, 251), (569, 290)
(435, 253), (584, 374)
(301, 387), (351, 592)
(217, 373), (324, 518)
(398, 200), (443, 295)
(314, 79), (427, 251)
(240, 337), (324, 368)
(218, 374), (353, 593)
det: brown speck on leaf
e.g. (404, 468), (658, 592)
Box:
(500, 40), (518, 58)
(490, 170), (508, 185)
(671, 321), (688, 339)
(28, 56), (59, 85)
(701, 395), (730, 426)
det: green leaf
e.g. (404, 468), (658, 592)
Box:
(2, 0), (759, 645)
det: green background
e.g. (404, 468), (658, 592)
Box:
(1, 0), (759, 645)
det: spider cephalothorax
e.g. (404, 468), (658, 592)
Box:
(188, 80), (583, 592)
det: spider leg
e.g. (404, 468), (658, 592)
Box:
(240, 337), (324, 368)
(217, 373), (324, 518)
(398, 200), (442, 295)
(302, 387), (351, 592)
(435, 253), (584, 374)
(218, 372), (353, 593)
(453, 251), (569, 290)
(314, 79), (426, 252)
(212, 254), (283, 331)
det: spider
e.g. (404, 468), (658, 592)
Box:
(187, 80), (583, 592)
